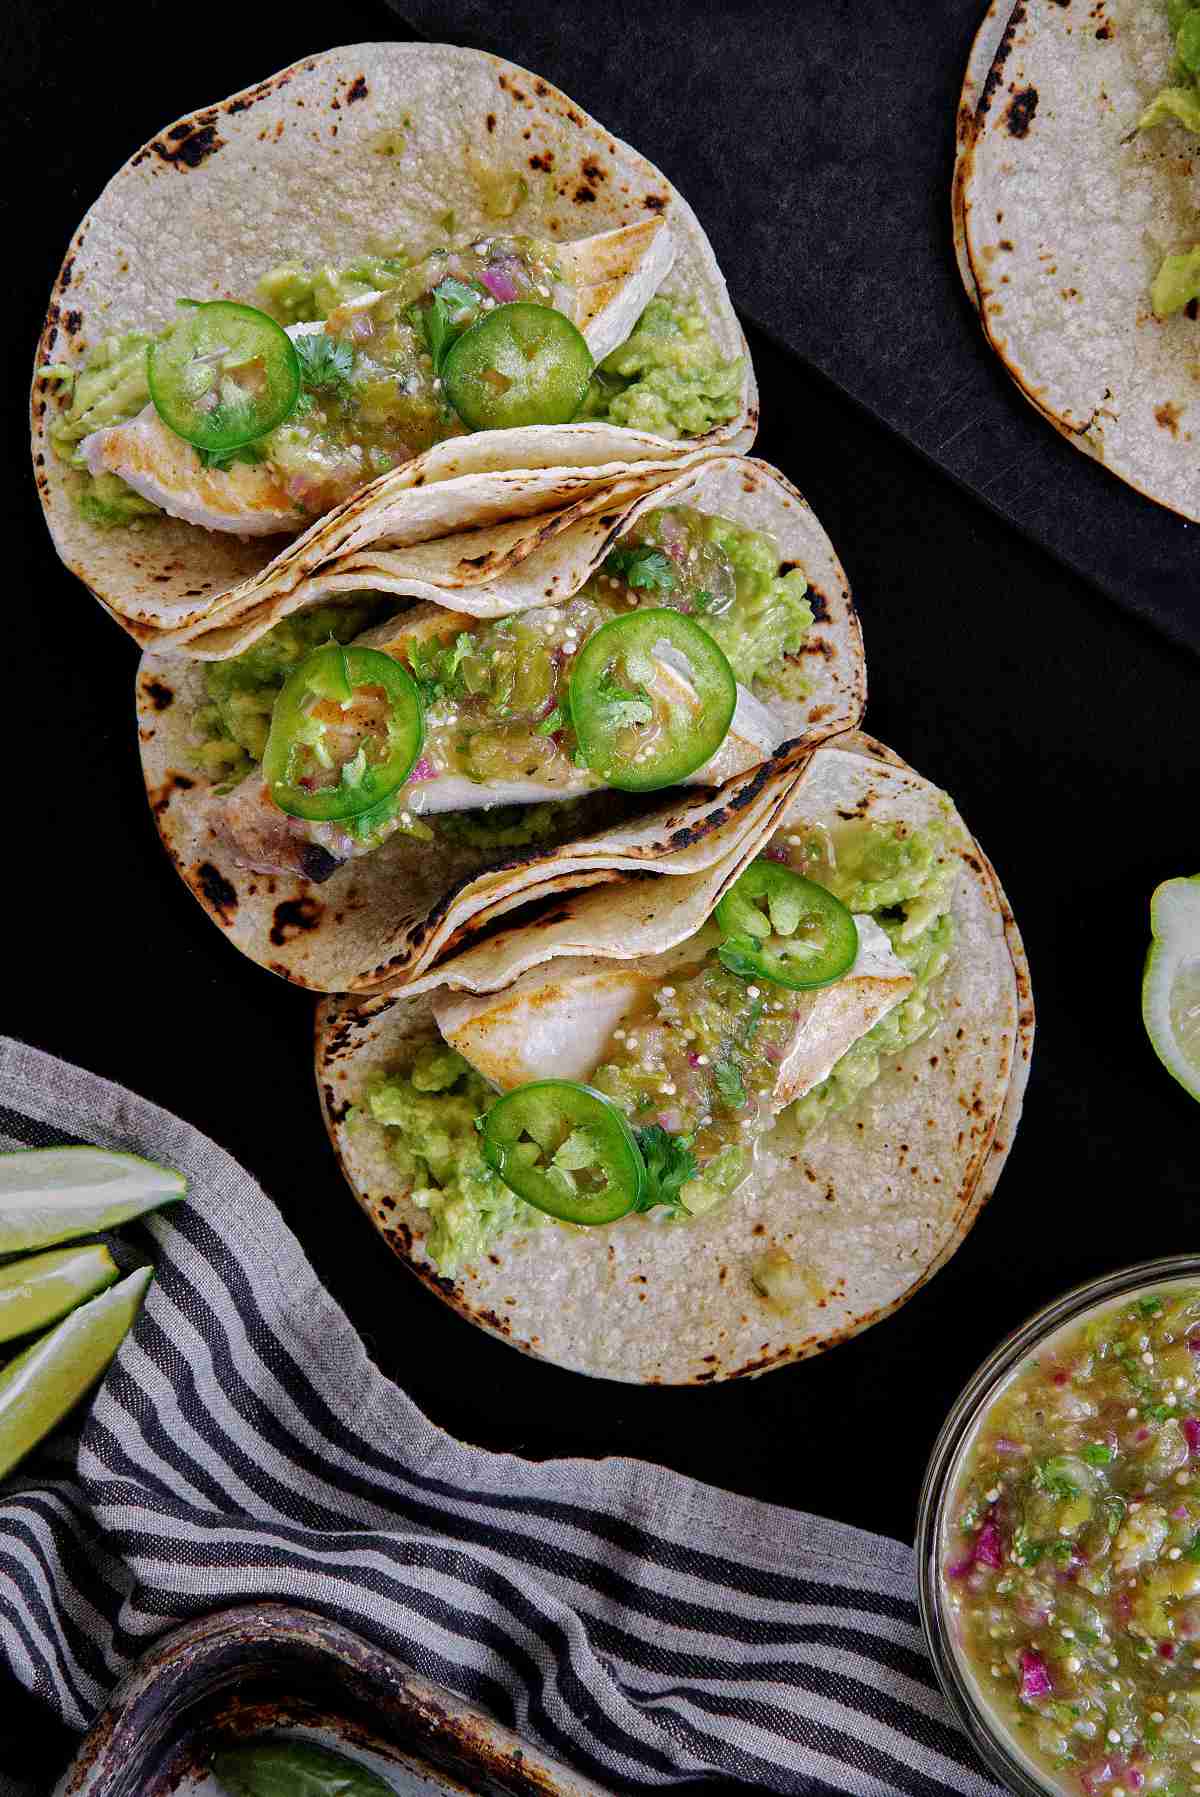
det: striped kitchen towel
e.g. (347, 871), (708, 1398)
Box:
(0, 1037), (1000, 1797)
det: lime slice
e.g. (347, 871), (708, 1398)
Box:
(0, 1147), (185, 1254)
(1143, 873), (1200, 1102)
(0, 1265), (152, 1478)
(0, 1243), (118, 1345)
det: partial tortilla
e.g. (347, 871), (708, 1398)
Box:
(314, 738), (1033, 1384)
(137, 455), (865, 990)
(32, 42), (755, 643)
(959, 0), (1200, 520)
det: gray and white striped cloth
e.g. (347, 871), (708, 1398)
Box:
(0, 1037), (1000, 1797)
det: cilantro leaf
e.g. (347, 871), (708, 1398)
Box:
(593, 669), (653, 732)
(294, 332), (356, 393)
(716, 935), (766, 983)
(714, 1058), (747, 1109)
(197, 441), (267, 470)
(535, 706), (566, 736)
(406, 632), (475, 705)
(603, 545), (678, 594)
(632, 1126), (698, 1214)
(1081, 1443), (1113, 1467)
(1033, 1459), (1080, 1501)
(414, 276), (485, 374)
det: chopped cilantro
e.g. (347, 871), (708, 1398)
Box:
(535, 705), (565, 736)
(197, 440), (267, 471)
(294, 332), (356, 392)
(1082, 1443), (1114, 1466)
(592, 669), (653, 732)
(1034, 1459), (1080, 1501)
(414, 276), (485, 373)
(603, 544), (678, 594)
(714, 1058), (747, 1110)
(633, 1126), (699, 1215)
(406, 632), (475, 705)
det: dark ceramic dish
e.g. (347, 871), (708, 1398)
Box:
(54, 1604), (606, 1797)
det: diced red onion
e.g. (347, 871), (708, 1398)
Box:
(480, 264), (520, 303)
(656, 1110), (683, 1134)
(1019, 1649), (1052, 1699)
(1080, 1761), (1117, 1796)
(992, 1436), (1028, 1456)
(763, 845), (789, 863)
(974, 1519), (1003, 1568)
(1183, 1417), (1200, 1454)
(407, 757), (435, 783)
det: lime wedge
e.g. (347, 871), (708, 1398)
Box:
(0, 1243), (118, 1344)
(0, 1147), (185, 1254)
(1143, 873), (1200, 1102)
(0, 1265), (152, 1478)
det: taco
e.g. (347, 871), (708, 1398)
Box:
(33, 42), (755, 642)
(957, 0), (1200, 520)
(315, 737), (1033, 1384)
(137, 455), (865, 991)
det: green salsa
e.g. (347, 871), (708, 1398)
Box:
(1137, 4), (1200, 315)
(944, 1286), (1200, 1794)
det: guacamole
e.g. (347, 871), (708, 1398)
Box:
(944, 1284), (1200, 1796)
(365, 1044), (542, 1273)
(47, 333), (158, 527)
(781, 819), (957, 1138)
(1138, 3), (1200, 314)
(583, 297), (743, 439)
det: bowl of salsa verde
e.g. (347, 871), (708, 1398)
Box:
(918, 1259), (1200, 1797)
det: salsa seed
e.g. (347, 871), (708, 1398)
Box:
(1171, 1548), (1183, 1559)
(986, 1487), (1000, 1502)
(1128, 1408), (1139, 1419)
(1110, 1680), (1121, 1691)
(991, 1664), (1002, 1677)
(1143, 1352), (1155, 1366)
(1151, 1712), (1164, 1723)
(1108, 1730), (1122, 1744)
(1178, 1473), (1192, 1485)
(1067, 1656), (1082, 1673)
(1178, 1377), (1188, 1389)
(1061, 1627), (1075, 1638)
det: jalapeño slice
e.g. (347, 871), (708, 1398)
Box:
(480, 1081), (645, 1224)
(568, 609), (737, 793)
(148, 300), (300, 453)
(262, 643), (424, 823)
(715, 859), (859, 990)
(442, 302), (593, 430)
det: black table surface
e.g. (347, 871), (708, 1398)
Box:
(5, 0), (1200, 1562)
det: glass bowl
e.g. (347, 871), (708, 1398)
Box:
(916, 1255), (1200, 1797)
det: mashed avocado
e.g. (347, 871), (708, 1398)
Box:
(697, 518), (813, 690)
(257, 253), (413, 325)
(196, 598), (387, 781)
(46, 332), (159, 527)
(365, 1043), (542, 1274)
(583, 298), (743, 439)
(785, 822), (957, 1141)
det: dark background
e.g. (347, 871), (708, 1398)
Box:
(4, 2), (1200, 1750)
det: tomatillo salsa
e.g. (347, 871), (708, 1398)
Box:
(943, 1285), (1200, 1796)
(262, 643), (423, 822)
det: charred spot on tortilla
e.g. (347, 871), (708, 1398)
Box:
(150, 122), (225, 168)
(195, 861), (239, 921)
(345, 75), (368, 103)
(270, 896), (324, 945)
(1005, 87), (1038, 138)
(142, 679), (174, 712)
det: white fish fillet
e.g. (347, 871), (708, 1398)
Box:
(435, 918), (913, 1107)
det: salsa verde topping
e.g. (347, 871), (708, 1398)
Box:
(945, 1287), (1200, 1796)
(47, 241), (743, 527)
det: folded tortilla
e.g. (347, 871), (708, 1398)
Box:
(137, 454), (864, 990)
(33, 41), (755, 642)
(315, 736), (1033, 1383)
(957, 0), (1200, 519)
